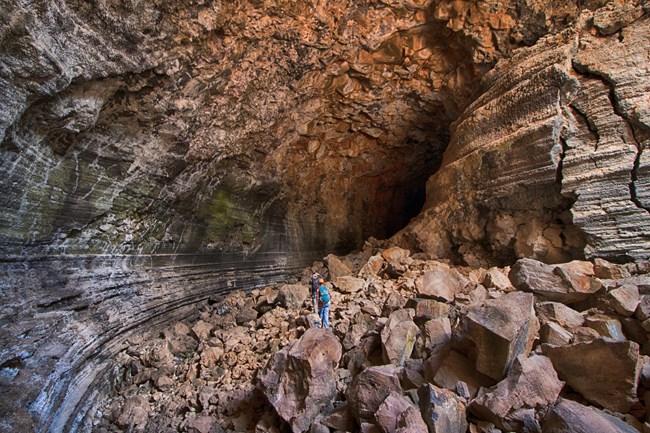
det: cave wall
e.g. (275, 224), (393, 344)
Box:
(1, 0), (649, 432)
(394, 2), (650, 266)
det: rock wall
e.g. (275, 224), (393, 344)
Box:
(0, 0), (649, 432)
(394, 2), (650, 266)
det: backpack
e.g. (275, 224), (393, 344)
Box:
(319, 285), (330, 303)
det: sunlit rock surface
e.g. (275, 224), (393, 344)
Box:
(0, 0), (649, 432)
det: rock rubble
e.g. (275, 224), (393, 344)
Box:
(94, 245), (650, 433)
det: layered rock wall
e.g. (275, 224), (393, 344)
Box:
(394, 4), (650, 265)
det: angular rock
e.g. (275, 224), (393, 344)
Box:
(469, 354), (563, 428)
(405, 298), (451, 323)
(186, 416), (218, 433)
(584, 314), (625, 341)
(236, 306), (259, 325)
(375, 391), (427, 433)
(320, 403), (355, 432)
(461, 291), (540, 380)
(422, 318), (452, 356)
(382, 292), (408, 317)
(509, 259), (598, 304)
(540, 322), (573, 346)
(258, 329), (342, 433)
(326, 254), (352, 279)
(635, 295), (650, 321)
(381, 247), (411, 277)
(381, 309), (420, 366)
(112, 395), (150, 430)
(347, 364), (403, 423)
(484, 268), (513, 292)
(334, 276), (367, 294)
(278, 284), (310, 309)
(192, 320), (214, 341)
(542, 398), (640, 433)
(543, 338), (642, 413)
(432, 351), (495, 398)
(606, 285), (641, 317)
(594, 258), (633, 280)
(359, 254), (386, 279)
(416, 266), (468, 302)
(535, 302), (584, 328)
(418, 384), (468, 433)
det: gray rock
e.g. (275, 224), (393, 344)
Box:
(347, 365), (403, 423)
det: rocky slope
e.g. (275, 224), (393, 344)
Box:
(1, 1), (649, 432)
(92, 245), (650, 433)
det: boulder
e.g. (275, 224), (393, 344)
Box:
(634, 295), (650, 321)
(334, 276), (367, 294)
(535, 302), (584, 328)
(584, 314), (625, 341)
(381, 247), (411, 277)
(382, 292), (408, 317)
(542, 398), (640, 433)
(375, 391), (427, 433)
(405, 298), (451, 323)
(278, 283), (310, 309)
(191, 320), (214, 341)
(112, 395), (150, 430)
(422, 318), (452, 357)
(509, 258), (598, 304)
(484, 268), (513, 292)
(432, 350), (495, 398)
(542, 338), (642, 413)
(235, 306), (259, 325)
(347, 364), (403, 423)
(469, 354), (563, 428)
(326, 254), (352, 279)
(606, 285), (641, 317)
(258, 329), (343, 433)
(418, 384), (468, 433)
(381, 309), (420, 366)
(186, 416), (218, 433)
(359, 254), (386, 279)
(460, 291), (539, 380)
(320, 403), (355, 432)
(416, 265), (468, 302)
(540, 322), (573, 346)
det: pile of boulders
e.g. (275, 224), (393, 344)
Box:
(94, 243), (650, 433)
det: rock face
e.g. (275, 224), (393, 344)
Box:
(0, 1), (649, 432)
(258, 329), (342, 433)
(393, 5), (650, 266)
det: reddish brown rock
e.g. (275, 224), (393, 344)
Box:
(347, 364), (403, 423)
(540, 322), (573, 346)
(418, 384), (468, 433)
(381, 309), (420, 366)
(542, 398), (640, 433)
(584, 314), (626, 341)
(469, 354), (563, 428)
(258, 329), (343, 432)
(405, 298), (451, 323)
(416, 265), (469, 302)
(606, 285), (641, 317)
(375, 391), (427, 433)
(334, 276), (367, 294)
(543, 338), (642, 413)
(432, 350), (495, 398)
(326, 254), (353, 279)
(535, 302), (584, 328)
(461, 291), (539, 380)
(509, 259), (598, 304)
(112, 396), (150, 430)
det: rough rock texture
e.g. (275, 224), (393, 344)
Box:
(393, 5), (650, 266)
(1, 1), (649, 432)
(258, 329), (342, 433)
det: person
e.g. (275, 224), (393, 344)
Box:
(308, 272), (324, 315)
(319, 281), (331, 330)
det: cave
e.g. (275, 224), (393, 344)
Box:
(1, 1), (650, 432)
